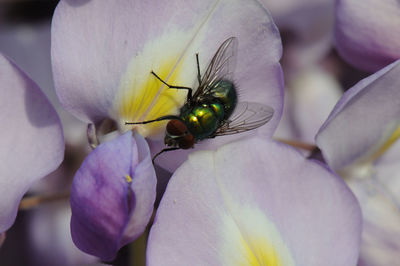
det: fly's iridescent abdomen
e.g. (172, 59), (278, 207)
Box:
(206, 79), (237, 120)
(181, 102), (224, 140)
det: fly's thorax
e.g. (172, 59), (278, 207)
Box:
(208, 79), (237, 119)
(181, 104), (223, 140)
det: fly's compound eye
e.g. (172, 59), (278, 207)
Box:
(179, 133), (195, 149)
(166, 119), (188, 136)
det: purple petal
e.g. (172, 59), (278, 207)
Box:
(316, 59), (400, 170)
(148, 138), (362, 265)
(52, 0), (284, 152)
(335, 0), (400, 72)
(70, 131), (156, 261)
(0, 54), (64, 233)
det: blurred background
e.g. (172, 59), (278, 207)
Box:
(0, 0), (370, 265)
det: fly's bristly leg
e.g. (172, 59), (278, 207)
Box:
(125, 115), (181, 125)
(196, 53), (201, 86)
(152, 147), (180, 164)
(151, 71), (192, 102)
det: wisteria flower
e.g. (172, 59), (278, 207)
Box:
(316, 59), (400, 265)
(51, 0), (284, 259)
(70, 131), (156, 261)
(335, 0), (400, 72)
(51, 0), (284, 170)
(148, 138), (362, 265)
(0, 54), (64, 234)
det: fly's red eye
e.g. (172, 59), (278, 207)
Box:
(179, 134), (195, 149)
(167, 119), (187, 136)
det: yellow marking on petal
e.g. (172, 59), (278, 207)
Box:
(125, 174), (132, 183)
(110, 0), (224, 140)
(212, 153), (294, 266)
(240, 234), (284, 266)
(118, 56), (186, 138)
(340, 124), (400, 181)
(219, 207), (295, 266)
(111, 30), (205, 139)
(368, 125), (400, 163)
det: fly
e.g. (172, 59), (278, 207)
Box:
(126, 37), (274, 162)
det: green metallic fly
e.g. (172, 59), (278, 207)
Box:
(126, 37), (274, 160)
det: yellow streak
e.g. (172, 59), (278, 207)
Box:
(368, 125), (400, 163)
(240, 236), (283, 266)
(143, 0), (220, 116)
(211, 152), (294, 266)
(118, 57), (186, 138)
(340, 124), (400, 180)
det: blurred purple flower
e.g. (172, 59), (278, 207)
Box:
(0, 54), (64, 233)
(261, 0), (335, 75)
(0, 20), (102, 264)
(275, 66), (342, 144)
(148, 138), (362, 265)
(29, 202), (100, 266)
(317, 59), (400, 265)
(0, 21), (88, 148)
(335, 0), (400, 72)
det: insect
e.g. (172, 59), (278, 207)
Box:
(126, 37), (274, 161)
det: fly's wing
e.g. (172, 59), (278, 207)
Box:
(213, 102), (274, 136)
(193, 37), (238, 99)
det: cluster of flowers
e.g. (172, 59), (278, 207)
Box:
(1, 0), (399, 265)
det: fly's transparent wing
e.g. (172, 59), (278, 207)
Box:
(213, 102), (274, 136)
(193, 37), (238, 99)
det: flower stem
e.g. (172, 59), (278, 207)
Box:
(18, 190), (70, 210)
(274, 138), (316, 151)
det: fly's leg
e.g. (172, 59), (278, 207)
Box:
(125, 115), (181, 125)
(196, 53), (201, 86)
(152, 147), (180, 164)
(151, 71), (192, 102)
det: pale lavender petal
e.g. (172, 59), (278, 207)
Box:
(348, 176), (400, 266)
(316, 59), (400, 170)
(262, 0), (334, 71)
(348, 140), (400, 266)
(29, 202), (99, 265)
(70, 131), (156, 261)
(52, 0), (283, 131)
(335, 0), (400, 72)
(148, 138), (362, 265)
(0, 21), (88, 147)
(275, 67), (342, 144)
(0, 54), (64, 233)
(265, 0), (333, 17)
